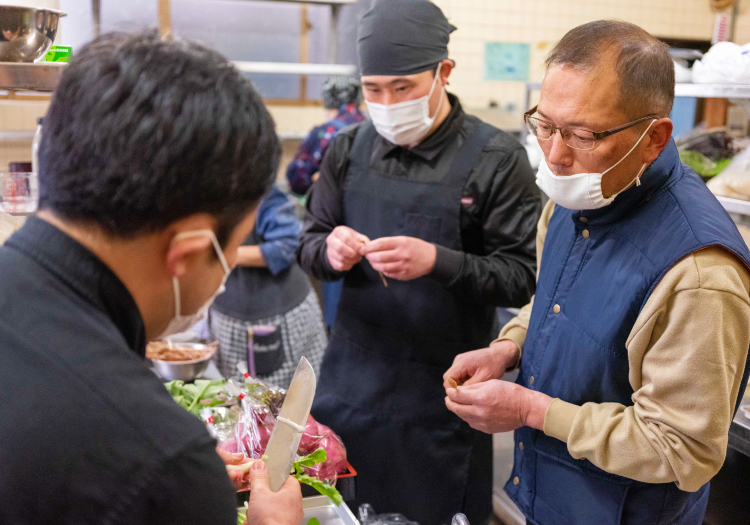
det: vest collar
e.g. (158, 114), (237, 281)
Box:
(572, 139), (681, 227)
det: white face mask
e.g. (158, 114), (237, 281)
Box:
(156, 230), (231, 340)
(365, 62), (445, 147)
(536, 119), (656, 210)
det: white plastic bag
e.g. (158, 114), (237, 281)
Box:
(693, 42), (750, 85)
(707, 146), (750, 200)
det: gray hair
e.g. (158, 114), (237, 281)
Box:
(545, 20), (675, 118)
(322, 76), (362, 110)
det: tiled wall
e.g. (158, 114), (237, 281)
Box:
(434, 0), (750, 118)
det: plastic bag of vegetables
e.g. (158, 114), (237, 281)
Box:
(200, 406), (242, 451)
(164, 379), (227, 416)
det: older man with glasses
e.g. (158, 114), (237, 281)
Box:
(444, 20), (750, 525)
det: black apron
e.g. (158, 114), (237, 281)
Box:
(312, 121), (500, 525)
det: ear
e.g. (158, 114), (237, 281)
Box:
(440, 59), (454, 86)
(643, 118), (673, 164)
(163, 214), (217, 279)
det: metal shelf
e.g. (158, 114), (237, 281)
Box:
(675, 83), (750, 98)
(232, 0), (356, 3)
(232, 61), (356, 75)
(0, 62), (66, 92)
(717, 196), (750, 216)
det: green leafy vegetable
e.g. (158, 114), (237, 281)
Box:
(293, 448), (327, 473)
(237, 502), (248, 525)
(679, 150), (732, 179)
(235, 448), (343, 525)
(164, 379), (226, 417)
(292, 449), (343, 506)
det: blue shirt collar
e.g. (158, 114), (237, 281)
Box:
(571, 139), (682, 227)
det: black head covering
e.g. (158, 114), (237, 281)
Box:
(322, 76), (362, 109)
(357, 0), (456, 76)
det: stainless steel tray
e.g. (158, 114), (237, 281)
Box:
(302, 496), (360, 525)
(238, 496), (360, 525)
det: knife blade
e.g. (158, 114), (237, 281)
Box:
(264, 356), (316, 492)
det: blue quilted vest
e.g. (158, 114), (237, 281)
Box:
(506, 141), (750, 525)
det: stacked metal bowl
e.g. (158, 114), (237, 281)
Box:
(0, 5), (66, 62)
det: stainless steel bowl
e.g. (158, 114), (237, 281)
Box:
(0, 5), (66, 63)
(149, 343), (217, 382)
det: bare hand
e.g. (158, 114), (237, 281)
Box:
(216, 448), (253, 490)
(363, 236), (437, 281)
(326, 226), (369, 272)
(246, 461), (304, 525)
(443, 339), (520, 390)
(445, 380), (552, 434)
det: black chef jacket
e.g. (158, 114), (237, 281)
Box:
(0, 217), (236, 525)
(297, 93), (541, 307)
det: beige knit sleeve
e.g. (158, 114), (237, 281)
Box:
(495, 199), (555, 352)
(543, 246), (750, 491)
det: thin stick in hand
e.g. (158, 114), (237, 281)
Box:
(359, 239), (388, 287)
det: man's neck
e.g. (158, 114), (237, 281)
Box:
(414, 91), (452, 147)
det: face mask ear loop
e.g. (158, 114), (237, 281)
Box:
(425, 62), (444, 120)
(172, 277), (181, 317)
(634, 163), (647, 187)
(168, 229), (229, 319)
(602, 119), (657, 175)
(427, 62), (443, 101)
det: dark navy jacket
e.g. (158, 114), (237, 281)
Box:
(507, 141), (750, 525)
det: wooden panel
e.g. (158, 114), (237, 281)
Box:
(299, 4), (310, 101)
(703, 97), (729, 127)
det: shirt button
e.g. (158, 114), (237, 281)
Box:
(553, 304), (561, 313)
(529, 376), (535, 386)
(582, 229), (590, 239)
(519, 442), (524, 450)
(579, 217), (588, 223)
(513, 476), (520, 485)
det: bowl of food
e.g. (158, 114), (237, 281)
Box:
(147, 341), (218, 381)
(0, 5), (66, 62)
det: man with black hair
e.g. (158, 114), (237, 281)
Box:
(0, 31), (302, 525)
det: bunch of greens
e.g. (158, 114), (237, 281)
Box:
(164, 379), (226, 417)
(679, 150), (732, 180)
(292, 449), (343, 506)
(235, 449), (343, 524)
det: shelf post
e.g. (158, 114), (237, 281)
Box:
(158, 0), (172, 38)
(327, 4), (341, 65)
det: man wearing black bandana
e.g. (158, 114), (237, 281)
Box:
(297, 0), (540, 522)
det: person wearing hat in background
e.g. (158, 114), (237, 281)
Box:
(297, 0), (541, 523)
(444, 21), (750, 525)
(286, 76), (366, 197)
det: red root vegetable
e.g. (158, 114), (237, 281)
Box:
(299, 416), (348, 477)
(218, 438), (240, 454)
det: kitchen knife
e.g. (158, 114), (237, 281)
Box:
(264, 356), (316, 492)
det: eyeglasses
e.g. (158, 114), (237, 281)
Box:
(524, 105), (659, 151)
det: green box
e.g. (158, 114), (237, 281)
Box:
(43, 46), (72, 63)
